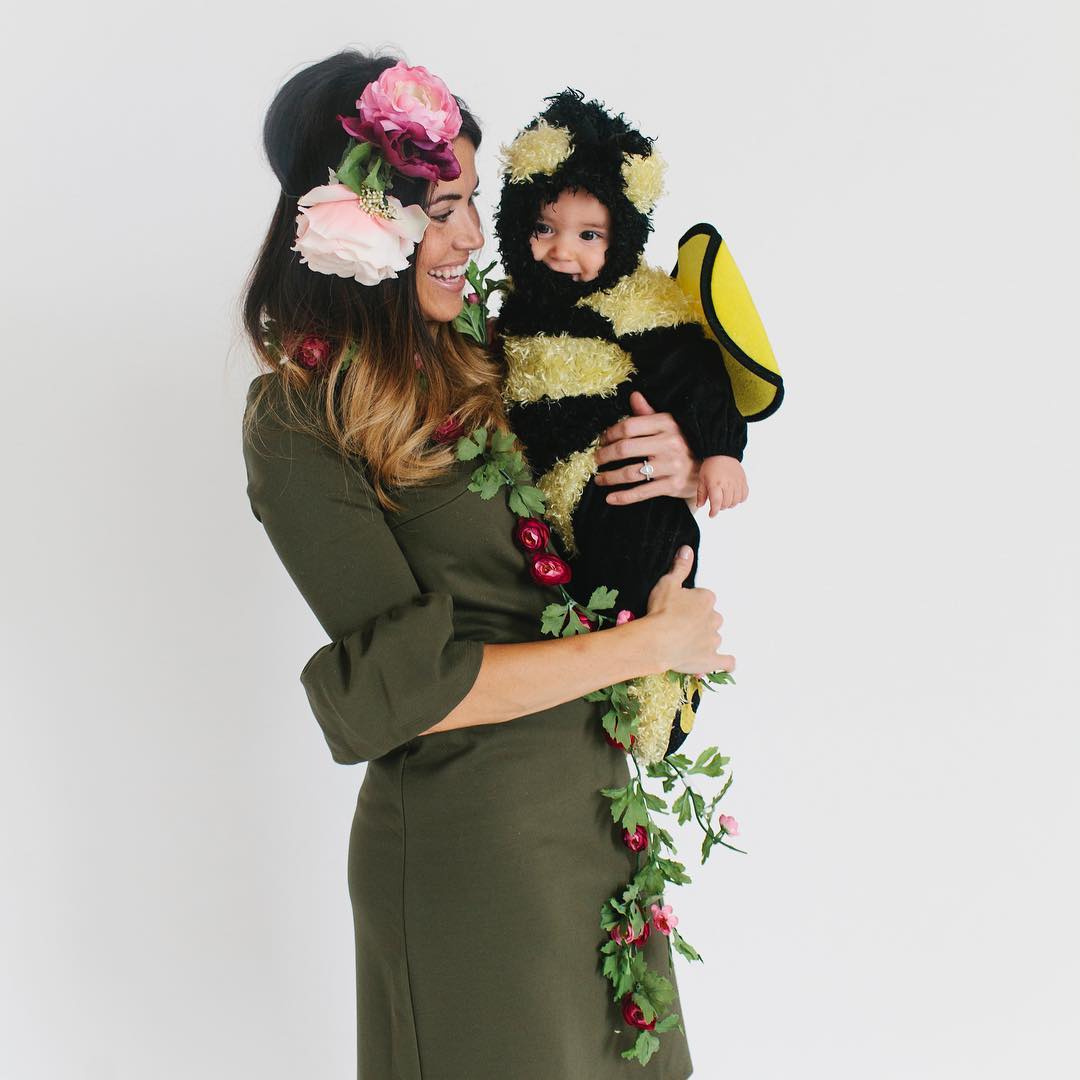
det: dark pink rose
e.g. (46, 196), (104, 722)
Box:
(432, 414), (465, 444)
(610, 920), (650, 948)
(622, 825), (649, 853)
(603, 731), (634, 752)
(465, 291), (480, 305)
(528, 552), (572, 587)
(576, 611), (596, 631)
(339, 116), (461, 182)
(297, 336), (331, 369)
(513, 517), (550, 552)
(621, 995), (656, 1031)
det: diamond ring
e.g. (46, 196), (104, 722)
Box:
(639, 459), (655, 481)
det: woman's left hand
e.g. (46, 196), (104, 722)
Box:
(594, 391), (702, 505)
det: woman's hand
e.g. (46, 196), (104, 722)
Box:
(594, 391), (702, 505)
(639, 546), (734, 676)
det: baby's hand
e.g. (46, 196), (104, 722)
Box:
(696, 455), (749, 517)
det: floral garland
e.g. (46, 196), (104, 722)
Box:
(454, 426), (744, 1067)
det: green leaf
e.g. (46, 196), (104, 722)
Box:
(584, 689), (610, 703)
(621, 793), (649, 833)
(665, 753), (692, 772)
(641, 791), (667, 813)
(672, 929), (702, 963)
(561, 616), (589, 637)
(655, 1012), (681, 1034)
(671, 789), (691, 825)
(540, 603), (568, 637)
(514, 484), (547, 515)
(491, 429), (516, 454)
(639, 969), (675, 1012)
(690, 746), (720, 774)
(601, 709), (619, 739)
(587, 585), (619, 610)
(631, 992), (657, 1024)
(455, 435), (483, 461)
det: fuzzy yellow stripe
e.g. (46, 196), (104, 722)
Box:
(535, 440), (600, 556)
(628, 672), (695, 766)
(503, 334), (635, 404)
(621, 151), (667, 214)
(577, 262), (698, 337)
(500, 120), (574, 183)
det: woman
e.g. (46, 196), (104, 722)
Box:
(241, 50), (730, 1079)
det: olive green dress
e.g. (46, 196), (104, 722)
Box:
(242, 373), (693, 1080)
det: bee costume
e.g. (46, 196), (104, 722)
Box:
(494, 90), (782, 761)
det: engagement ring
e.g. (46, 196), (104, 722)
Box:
(639, 459), (655, 481)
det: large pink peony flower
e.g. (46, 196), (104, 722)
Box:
(339, 117), (461, 182)
(358, 61), (462, 144)
(292, 184), (429, 285)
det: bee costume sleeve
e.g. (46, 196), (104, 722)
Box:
(494, 90), (781, 761)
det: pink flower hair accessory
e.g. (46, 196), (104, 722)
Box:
(292, 185), (429, 285)
(293, 60), (464, 286)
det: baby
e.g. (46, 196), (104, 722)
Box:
(493, 90), (752, 760)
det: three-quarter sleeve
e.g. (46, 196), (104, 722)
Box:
(242, 378), (484, 764)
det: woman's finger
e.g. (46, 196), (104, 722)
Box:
(604, 477), (683, 505)
(594, 432), (683, 471)
(598, 410), (678, 450)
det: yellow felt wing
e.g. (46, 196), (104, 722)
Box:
(672, 223), (783, 422)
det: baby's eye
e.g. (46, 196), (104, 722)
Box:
(580, 230), (603, 242)
(532, 222), (553, 236)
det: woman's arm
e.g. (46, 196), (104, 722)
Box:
(244, 378), (729, 762)
(422, 545), (723, 735)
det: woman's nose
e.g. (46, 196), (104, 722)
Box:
(454, 208), (484, 251)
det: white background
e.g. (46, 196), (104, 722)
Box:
(2, 2), (1078, 1077)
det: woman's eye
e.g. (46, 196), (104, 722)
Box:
(432, 210), (453, 223)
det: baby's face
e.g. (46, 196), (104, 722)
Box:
(529, 189), (611, 282)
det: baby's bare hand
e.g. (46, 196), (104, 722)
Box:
(697, 455), (749, 517)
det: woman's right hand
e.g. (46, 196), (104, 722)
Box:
(641, 546), (734, 676)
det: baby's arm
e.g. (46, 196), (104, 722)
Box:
(697, 454), (748, 517)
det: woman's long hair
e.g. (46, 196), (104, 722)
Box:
(242, 50), (509, 511)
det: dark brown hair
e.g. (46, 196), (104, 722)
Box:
(242, 49), (509, 511)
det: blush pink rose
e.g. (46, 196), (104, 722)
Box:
(357, 61), (462, 144)
(650, 903), (679, 936)
(718, 814), (739, 836)
(293, 185), (429, 285)
(615, 609), (635, 625)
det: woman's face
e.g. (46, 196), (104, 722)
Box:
(415, 136), (483, 323)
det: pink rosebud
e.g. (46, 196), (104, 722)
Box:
(718, 814), (739, 837)
(650, 903), (679, 936)
(466, 292), (480, 305)
(615, 609), (635, 626)
(297, 336), (331, 369)
(622, 825), (648, 853)
(432, 414), (465, 444)
(621, 994), (656, 1031)
(513, 517), (550, 552)
(528, 551), (572, 587)
(576, 611), (595, 631)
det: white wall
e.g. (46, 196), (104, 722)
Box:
(2, 2), (1077, 1077)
